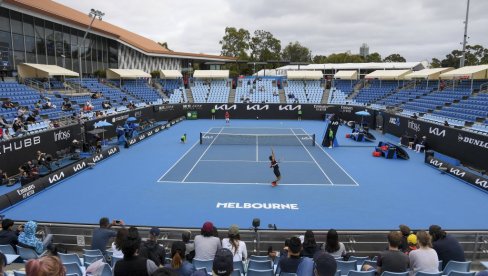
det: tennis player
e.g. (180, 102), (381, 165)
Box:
(269, 148), (281, 187)
(225, 111), (230, 124)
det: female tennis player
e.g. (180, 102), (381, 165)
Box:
(225, 111), (230, 124)
(269, 148), (281, 187)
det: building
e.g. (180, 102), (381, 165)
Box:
(359, 43), (369, 58)
(0, 0), (234, 76)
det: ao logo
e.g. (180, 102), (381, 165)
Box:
(48, 172), (65, 184)
(389, 117), (400, 126)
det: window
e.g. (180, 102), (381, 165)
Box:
(10, 11), (22, 34)
(70, 29), (78, 45)
(12, 34), (24, 51)
(22, 15), (34, 37)
(25, 36), (35, 53)
(35, 18), (45, 39)
(36, 37), (46, 57)
(0, 8), (10, 32)
(62, 25), (70, 45)
(0, 30), (11, 50)
(46, 39), (55, 56)
(26, 52), (36, 63)
(45, 21), (54, 40)
(14, 50), (25, 66)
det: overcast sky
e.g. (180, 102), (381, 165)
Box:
(57, 0), (488, 62)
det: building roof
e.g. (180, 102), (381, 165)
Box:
(160, 70), (183, 79)
(405, 68), (453, 80)
(5, 0), (235, 61)
(193, 70), (229, 79)
(334, 70), (358, 80)
(106, 69), (151, 79)
(287, 70), (323, 80)
(439, 65), (488, 80)
(18, 63), (79, 78)
(278, 62), (425, 71)
(365, 69), (412, 80)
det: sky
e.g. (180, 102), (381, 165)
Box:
(56, 0), (488, 62)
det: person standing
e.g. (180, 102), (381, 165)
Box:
(269, 148), (281, 187)
(328, 128), (334, 148)
(224, 111), (230, 124)
(298, 109), (302, 121)
(211, 108), (216, 120)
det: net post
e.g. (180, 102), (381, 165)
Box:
(200, 132), (202, 144)
(312, 134), (316, 146)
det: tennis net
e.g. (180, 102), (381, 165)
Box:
(199, 132), (315, 146)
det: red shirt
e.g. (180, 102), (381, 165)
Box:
(225, 112), (230, 119)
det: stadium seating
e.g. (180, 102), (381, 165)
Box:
(284, 80), (324, 104)
(168, 88), (188, 104)
(192, 79), (230, 103)
(235, 78), (280, 103)
(333, 80), (357, 96)
(352, 80), (399, 105)
(122, 79), (162, 103)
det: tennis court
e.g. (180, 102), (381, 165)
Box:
(158, 127), (358, 186)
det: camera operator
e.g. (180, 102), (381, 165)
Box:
(36, 151), (52, 172)
(0, 170), (9, 185)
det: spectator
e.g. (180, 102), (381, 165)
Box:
(194, 221), (221, 260)
(0, 252), (6, 276)
(325, 229), (346, 258)
(278, 236), (302, 274)
(0, 169), (9, 185)
(12, 116), (26, 135)
(102, 101), (112, 109)
(2, 128), (12, 141)
(91, 217), (124, 255)
(415, 136), (427, 153)
(26, 113), (36, 124)
(18, 221), (53, 255)
(1, 99), (14, 109)
(0, 116), (11, 128)
(25, 255), (66, 276)
(222, 224), (247, 262)
(212, 248), (233, 276)
(61, 99), (72, 111)
(409, 231), (439, 275)
(182, 230), (195, 262)
(36, 151), (52, 172)
(362, 231), (409, 275)
(313, 251), (337, 276)
(34, 100), (42, 109)
(429, 225), (465, 269)
(267, 245), (278, 265)
(84, 101), (94, 111)
(405, 234), (418, 255)
(165, 241), (195, 276)
(111, 228), (127, 259)
(139, 227), (166, 267)
(0, 218), (21, 249)
(399, 224), (411, 253)
(152, 267), (179, 276)
(113, 226), (158, 276)
(302, 230), (320, 258)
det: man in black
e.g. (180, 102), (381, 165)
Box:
(429, 225), (465, 269)
(278, 236), (302, 273)
(362, 231), (409, 275)
(0, 219), (22, 251)
(139, 227), (165, 267)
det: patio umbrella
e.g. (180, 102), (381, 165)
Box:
(127, 117), (137, 122)
(355, 110), (371, 126)
(93, 120), (113, 141)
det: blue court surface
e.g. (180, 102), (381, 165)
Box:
(2, 119), (487, 230)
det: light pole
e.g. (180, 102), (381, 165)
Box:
(460, 0), (470, 68)
(79, 8), (104, 93)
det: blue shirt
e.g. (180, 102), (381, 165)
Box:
(91, 228), (117, 253)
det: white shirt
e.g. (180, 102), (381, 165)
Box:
(222, 238), (247, 262)
(111, 242), (124, 258)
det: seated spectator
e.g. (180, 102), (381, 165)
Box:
(17, 106), (27, 118)
(12, 116), (26, 135)
(362, 231), (409, 275)
(84, 101), (94, 111)
(2, 128), (12, 141)
(165, 241), (195, 276)
(325, 229), (346, 258)
(222, 224), (247, 262)
(2, 99), (15, 109)
(139, 227), (166, 267)
(111, 228), (127, 259)
(0, 116), (10, 129)
(91, 217), (124, 255)
(278, 236), (302, 273)
(34, 100), (42, 109)
(36, 151), (53, 172)
(127, 101), (136, 110)
(212, 248), (234, 276)
(0, 218), (21, 249)
(152, 267), (179, 276)
(399, 224), (412, 252)
(0, 169), (9, 185)
(296, 251), (336, 276)
(415, 136), (427, 153)
(194, 221), (221, 260)
(444, 121), (449, 127)
(102, 101), (112, 109)
(26, 113), (37, 124)
(182, 231), (195, 262)
(18, 221), (53, 255)
(91, 92), (102, 99)
(429, 225), (465, 269)
(405, 234), (418, 255)
(42, 99), (55, 109)
(26, 255), (66, 276)
(302, 230), (320, 258)
(61, 99), (72, 111)
(113, 226), (158, 276)
(409, 231), (439, 275)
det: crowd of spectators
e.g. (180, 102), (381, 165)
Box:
(0, 219), (484, 276)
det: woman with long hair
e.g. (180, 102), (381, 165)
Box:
(302, 230), (320, 258)
(409, 231), (439, 275)
(165, 241), (195, 276)
(222, 225), (247, 262)
(325, 229), (346, 258)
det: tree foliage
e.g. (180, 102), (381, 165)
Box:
(383, 53), (406, 62)
(326, 53), (364, 63)
(312, 55), (327, 64)
(249, 30), (281, 62)
(365, 52), (382, 62)
(281, 41), (312, 62)
(219, 27), (250, 59)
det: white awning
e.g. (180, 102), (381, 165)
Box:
(106, 69), (151, 79)
(365, 69), (412, 80)
(286, 70), (323, 80)
(439, 65), (488, 80)
(254, 69), (279, 76)
(334, 70), (358, 80)
(405, 68), (453, 80)
(160, 70), (182, 79)
(193, 70), (229, 79)
(17, 63), (79, 78)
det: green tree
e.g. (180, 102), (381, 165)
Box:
(281, 41), (312, 62)
(430, 58), (442, 68)
(441, 50), (462, 68)
(326, 52), (363, 63)
(313, 55), (328, 64)
(365, 52), (382, 62)
(219, 27), (250, 58)
(383, 53), (406, 62)
(249, 30), (281, 62)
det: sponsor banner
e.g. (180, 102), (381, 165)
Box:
(383, 113), (488, 171)
(0, 124), (82, 176)
(216, 202), (299, 210)
(125, 124), (166, 148)
(0, 194), (12, 210)
(426, 155), (488, 193)
(2, 146), (119, 211)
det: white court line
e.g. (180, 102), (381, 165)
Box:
(158, 180), (358, 186)
(181, 127), (224, 182)
(291, 128), (333, 185)
(157, 140), (200, 182)
(199, 159), (314, 163)
(302, 128), (360, 186)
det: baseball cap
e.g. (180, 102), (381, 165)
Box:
(314, 252), (337, 276)
(228, 224), (239, 235)
(212, 248), (233, 276)
(202, 221), (214, 233)
(407, 234), (418, 245)
(150, 227), (161, 236)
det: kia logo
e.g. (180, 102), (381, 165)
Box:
(48, 172), (65, 184)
